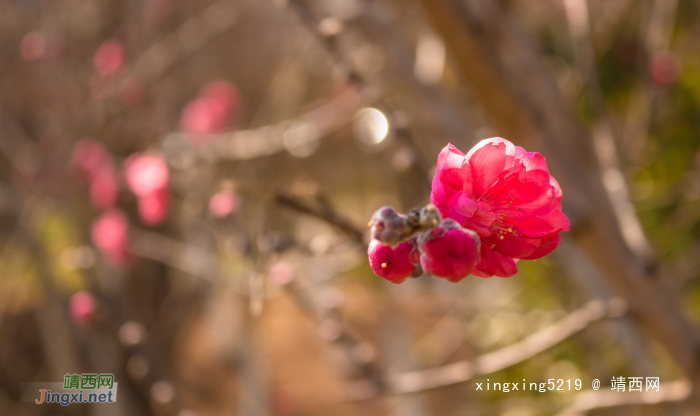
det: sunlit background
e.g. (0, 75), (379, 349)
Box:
(1, 0), (700, 415)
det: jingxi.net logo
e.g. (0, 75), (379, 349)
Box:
(22, 373), (118, 406)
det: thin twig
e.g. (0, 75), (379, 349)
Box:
(229, 180), (365, 243)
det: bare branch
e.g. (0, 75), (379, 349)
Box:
(127, 1), (238, 84)
(229, 180), (365, 243)
(556, 380), (690, 416)
(563, 0), (655, 264)
(385, 298), (625, 394)
(129, 227), (219, 282)
(163, 86), (372, 166)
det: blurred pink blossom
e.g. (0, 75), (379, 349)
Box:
(69, 291), (96, 327)
(180, 81), (240, 140)
(20, 31), (45, 61)
(91, 208), (130, 266)
(72, 139), (119, 209)
(124, 153), (170, 225)
(269, 261), (295, 286)
(72, 138), (111, 178)
(124, 153), (169, 197)
(650, 51), (681, 87)
(94, 39), (125, 77)
(208, 190), (239, 218)
(137, 187), (169, 226)
(119, 78), (145, 107)
(89, 167), (119, 209)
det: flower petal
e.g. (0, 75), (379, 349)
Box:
(468, 141), (509, 198)
(515, 151), (549, 173)
(491, 235), (541, 259)
(511, 207), (570, 238)
(520, 235), (563, 260)
(475, 244), (517, 277)
(431, 144), (469, 207)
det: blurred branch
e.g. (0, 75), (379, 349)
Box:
(563, 0), (655, 264)
(91, 1), (240, 132)
(555, 379), (690, 416)
(417, 0), (700, 400)
(128, 1), (238, 84)
(163, 85), (371, 165)
(130, 227), (219, 282)
(287, 0), (437, 186)
(385, 298), (624, 394)
(621, 0), (678, 161)
(282, 277), (388, 400)
(287, 0), (361, 83)
(231, 180), (365, 243)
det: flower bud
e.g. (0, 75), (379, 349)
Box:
(367, 239), (417, 284)
(369, 206), (407, 246)
(419, 219), (480, 282)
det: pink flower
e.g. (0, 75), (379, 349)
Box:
(419, 219), (480, 282)
(119, 78), (145, 106)
(180, 81), (240, 140)
(91, 208), (130, 266)
(367, 239), (418, 284)
(20, 31), (45, 61)
(72, 138), (111, 178)
(650, 51), (681, 87)
(94, 39), (125, 77)
(69, 291), (96, 327)
(72, 139), (118, 209)
(137, 187), (169, 226)
(123, 153), (170, 225)
(431, 138), (569, 277)
(269, 261), (295, 286)
(89, 166), (118, 209)
(124, 153), (169, 197)
(209, 190), (239, 218)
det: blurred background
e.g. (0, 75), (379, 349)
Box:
(1, 0), (700, 415)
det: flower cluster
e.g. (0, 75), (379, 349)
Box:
(367, 138), (569, 283)
(72, 140), (172, 267)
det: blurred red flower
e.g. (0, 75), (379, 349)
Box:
(72, 138), (118, 209)
(208, 190), (239, 218)
(69, 291), (96, 327)
(650, 51), (681, 87)
(180, 81), (240, 140)
(91, 208), (131, 266)
(20, 31), (45, 61)
(124, 153), (170, 225)
(94, 39), (125, 77)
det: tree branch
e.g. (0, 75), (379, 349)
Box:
(385, 298), (625, 394)
(555, 379), (690, 416)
